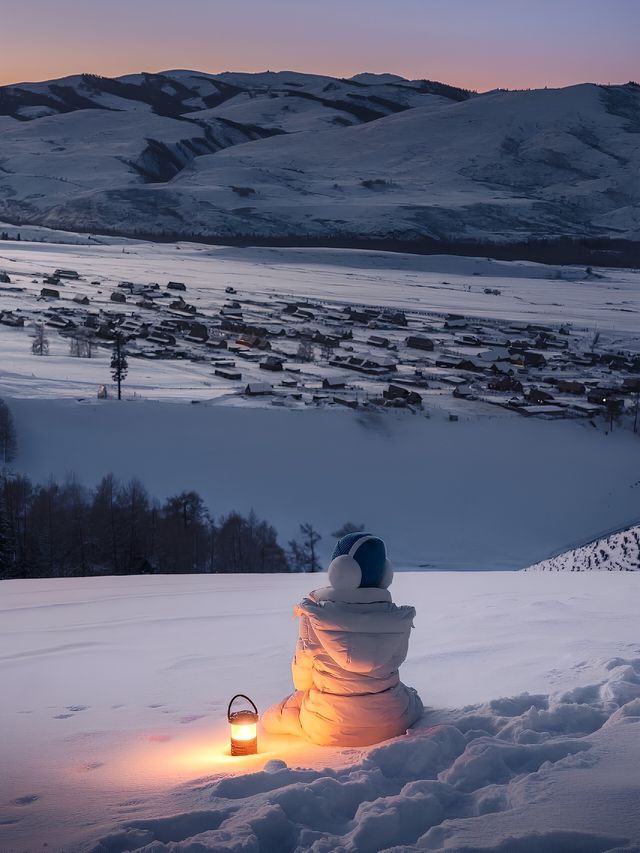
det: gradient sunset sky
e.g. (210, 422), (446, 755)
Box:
(2, 0), (638, 90)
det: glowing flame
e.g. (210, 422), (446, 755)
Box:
(230, 722), (257, 742)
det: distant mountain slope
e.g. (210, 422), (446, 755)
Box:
(526, 525), (640, 571)
(0, 70), (638, 248)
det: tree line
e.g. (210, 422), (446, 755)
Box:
(0, 400), (362, 580)
(0, 471), (334, 579)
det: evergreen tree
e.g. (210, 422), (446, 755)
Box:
(110, 333), (128, 400)
(0, 399), (17, 466)
(0, 480), (16, 577)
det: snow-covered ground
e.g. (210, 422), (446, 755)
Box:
(2, 573), (640, 852)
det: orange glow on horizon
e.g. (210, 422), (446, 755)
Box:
(2, 0), (638, 93)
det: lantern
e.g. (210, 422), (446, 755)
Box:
(227, 694), (258, 756)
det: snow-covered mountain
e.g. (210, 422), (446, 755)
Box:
(1, 70), (639, 246)
(527, 525), (640, 571)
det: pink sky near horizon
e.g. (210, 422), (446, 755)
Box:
(1, 0), (638, 91)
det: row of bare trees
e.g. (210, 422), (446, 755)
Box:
(0, 472), (327, 579)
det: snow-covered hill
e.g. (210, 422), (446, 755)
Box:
(527, 525), (640, 572)
(1, 70), (639, 246)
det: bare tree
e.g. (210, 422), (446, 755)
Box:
(296, 340), (315, 362)
(69, 333), (94, 358)
(320, 343), (334, 362)
(289, 523), (322, 572)
(31, 324), (49, 356)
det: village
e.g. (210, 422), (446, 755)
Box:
(1, 260), (639, 428)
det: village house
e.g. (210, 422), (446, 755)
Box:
(245, 382), (272, 396)
(260, 356), (285, 372)
(329, 354), (396, 375)
(383, 384), (422, 405)
(322, 376), (347, 390)
(526, 387), (555, 404)
(236, 334), (271, 350)
(0, 312), (24, 327)
(184, 322), (209, 343)
(379, 309), (408, 327)
(556, 379), (586, 394)
(406, 335), (435, 351)
(215, 367), (242, 380)
(147, 330), (176, 346)
(169, 298), (197, 316)
(368, 335), (390, 348)
(488, 375), (522, 392)
(54, 268), (80, 279)
(444, 316), (467, 329)
(452, 384), (477, 399)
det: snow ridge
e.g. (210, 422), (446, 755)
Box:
(90, 656), (640, 852)
(527, 525), (640, 572)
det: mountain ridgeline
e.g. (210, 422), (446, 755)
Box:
(0, 70), (639, 262)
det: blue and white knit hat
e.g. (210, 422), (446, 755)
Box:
(328, 532), (393, 590)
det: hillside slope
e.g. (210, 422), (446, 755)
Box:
(527, 524), (640, 571)
(1, 71), (639, 246)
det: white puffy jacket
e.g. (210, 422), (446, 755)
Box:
(265, 586), (423, 746)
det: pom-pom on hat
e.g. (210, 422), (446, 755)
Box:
(328, 532), (393, 590)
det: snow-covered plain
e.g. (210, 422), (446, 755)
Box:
(2, 573), (640, 852)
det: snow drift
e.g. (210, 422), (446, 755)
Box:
(90, 656), (640, 852)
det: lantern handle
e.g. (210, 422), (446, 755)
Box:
(227, 693), (258, 720)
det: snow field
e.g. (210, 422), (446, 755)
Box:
(2, 572), (640, 851)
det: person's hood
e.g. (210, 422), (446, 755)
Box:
(295, 596), (415, 674)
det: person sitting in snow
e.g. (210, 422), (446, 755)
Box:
(263, 533), (423, 746)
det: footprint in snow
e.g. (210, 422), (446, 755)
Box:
(148, 703), (164, 709)
(83, 762), (104, 771)
(11, 795), (40, 806)
(179, 714), (206, 724)
(66, 705), (88, 712)
(53, 713), (74, 719)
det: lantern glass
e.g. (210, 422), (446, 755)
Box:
(230, 721), (257, 742)
(227, 694), (259, 756)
